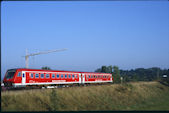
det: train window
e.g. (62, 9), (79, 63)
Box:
(68, 75), (71, 78)
(72, 75), (74, 78)
(41, 74), (44, 78)
(52, 74), (55, 78)
(31, 73), (34, 78)
(46, 74), (49, 78)
(35, 73), (39, 78)
(94, 75), (95, 78)
(65, 74), (67, 78)
(96, 76), (97, 78)
(89, 75), (90, 78)
(76, 75), (78, 78)
(61, 74), (63, 78)
(17, 72), (21, 77)
(91, 75), (93, 78)
(57, 74), (59, 78)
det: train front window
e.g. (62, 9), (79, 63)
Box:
(17, 72), (21, 77)
(5, 70), (16, 79)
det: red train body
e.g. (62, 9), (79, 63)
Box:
(3, 68), (113, 88)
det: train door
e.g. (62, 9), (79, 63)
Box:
(79, 73), (81, 84)
(22, 71), (26, 85)
(82, 74), (85, 84)
(111, 75), (113, 83)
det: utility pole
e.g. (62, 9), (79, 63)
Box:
(157, 68), (160, 80)
(23, 48), (68, 68)
(120, 76), (123, 84)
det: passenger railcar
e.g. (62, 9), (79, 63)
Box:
(3, 68), (113, 88)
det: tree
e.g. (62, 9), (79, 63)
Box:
(95, 68), (101, 72)
(113, 66), (121, 83)
(107, 65), (113, 73)
(132, 74), (139, 82)
(95, 65), (113, 73)
(101, 66), (107, 73)
(42, 66), (51, 70)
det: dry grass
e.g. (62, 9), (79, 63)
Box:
(1, 81), (169, 111)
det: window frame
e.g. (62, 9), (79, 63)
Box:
(65, 74), (67, 78)
(41, 73), (44, 78)
(35, 73), (39, 78)
(17, 72), (21, 77)
(69, 74), (71, 78)
(52, 74), (55, 78)
(30, 73), (34, 78)
(57, 74), (60, 78)
(61, 74), (63, 78)
(46, 73), (50, 78)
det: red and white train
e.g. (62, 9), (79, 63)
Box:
(3, 68), (113, 88)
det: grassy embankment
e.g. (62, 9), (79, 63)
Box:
(1, 81), (169, 111)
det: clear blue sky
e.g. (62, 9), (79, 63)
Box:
(1, 1), (169, 79)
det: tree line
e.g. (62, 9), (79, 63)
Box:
(95, 65), (169, 84)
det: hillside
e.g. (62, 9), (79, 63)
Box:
(1, 81), (169, 111)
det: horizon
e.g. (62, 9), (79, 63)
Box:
(1, 1), (169, 80)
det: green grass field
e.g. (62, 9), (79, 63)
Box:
(1, 81), (169, 111)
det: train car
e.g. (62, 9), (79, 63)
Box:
(3, 68), (113, 88)
(81, 72), (112, 84)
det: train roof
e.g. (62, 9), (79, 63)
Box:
(7, 68), (112, 74)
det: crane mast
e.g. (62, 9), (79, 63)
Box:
(23, 48), (67, 68)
